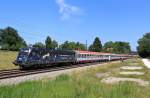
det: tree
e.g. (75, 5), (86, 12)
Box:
(33, 42), (45, 48)
(45, 36), (52, 49)
(137, 33), (150, 58)
(113, 41), (131, 54)
(89, 37), (102, 52)
(103, 41), (131, 54)
(59, 41), (86, 50)
(0, 29), (3, 46)
(0, 27), (27, 51)
(59, 41), (68, 50)
(103, 41), (114, 52)
(88, 45), (93, 51)
(75, 42), (86, 50)
(51, 40), (58, 49)
(60, 41), (76, 50)
(45, 36), (58, 49)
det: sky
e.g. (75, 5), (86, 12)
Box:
(0, 0), (150, 51)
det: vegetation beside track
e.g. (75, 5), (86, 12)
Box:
(0, 58), (150, 98)
(0, 50), (18, 70)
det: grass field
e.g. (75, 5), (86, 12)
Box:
(0, 50), (18, 70)
(0, 58), (150, 98)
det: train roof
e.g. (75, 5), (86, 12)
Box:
(75, 50), (111, 55)
(74, 50), (130, 56)
(21, 47), (76, 54)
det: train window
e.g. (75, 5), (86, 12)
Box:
(81, 54), (83, 58)
(78, 54), (81, 58)
(92, 54), (94, 57)
(84, 54), (86, 58)
(91, 54), (93, 57)
(87, 54), (89, 58)
(82, 54), (84, 58)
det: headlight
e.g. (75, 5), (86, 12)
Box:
(18, 58), (23, 60)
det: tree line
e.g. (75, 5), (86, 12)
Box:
(137, 33), (150, 58)
(0, 26), (131, 54)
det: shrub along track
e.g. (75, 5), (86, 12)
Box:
(0, 61), (117, 80)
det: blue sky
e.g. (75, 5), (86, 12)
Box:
(0, 0), (150, 51)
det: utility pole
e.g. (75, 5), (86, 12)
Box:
(86, 40), (88, 51)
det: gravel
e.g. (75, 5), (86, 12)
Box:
(101, 77), (149, 86)
(119, 71), (144, 75)
(120, 66), (143, 70)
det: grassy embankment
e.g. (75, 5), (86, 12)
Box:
(0, 50), (18, 70)
(0, 58), (150, 98)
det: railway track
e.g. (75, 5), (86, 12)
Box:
(0, 62), (109, 80)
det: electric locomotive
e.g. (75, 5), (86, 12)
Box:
(13, 47), (76, 69)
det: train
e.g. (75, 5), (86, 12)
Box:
(13, 47), (133, 69)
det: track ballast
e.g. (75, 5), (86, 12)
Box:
(0, 61), (112, 80)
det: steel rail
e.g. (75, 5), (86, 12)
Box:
(0, 60), (122, 80)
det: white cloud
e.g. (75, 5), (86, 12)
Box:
(56, 0), (82, 20)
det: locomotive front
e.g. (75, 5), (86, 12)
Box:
(13, 48), (31, 67)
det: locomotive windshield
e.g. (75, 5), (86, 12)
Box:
(17, 48), (30, 62)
